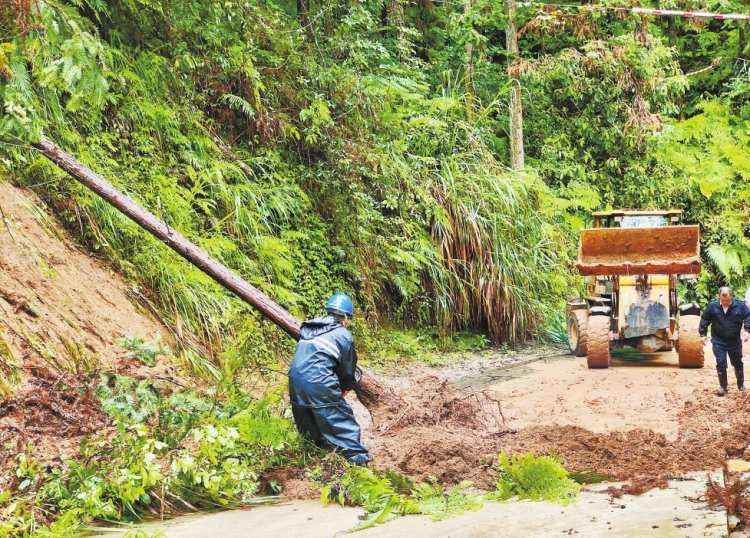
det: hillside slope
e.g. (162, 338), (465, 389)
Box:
(0, 181), (171, 377)
(0, 180), (177, 470)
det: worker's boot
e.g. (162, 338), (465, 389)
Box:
(718, 369), (729, 396)
(736, 368), (746, 391)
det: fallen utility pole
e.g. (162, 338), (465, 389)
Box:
(33, 137), (384, 407)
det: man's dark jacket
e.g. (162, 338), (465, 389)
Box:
(699, 298), (750, 346)
(288, 315), (359, 408)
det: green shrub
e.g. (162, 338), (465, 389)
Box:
(314, 465), (483, 532)
(116, 334), (168, 367)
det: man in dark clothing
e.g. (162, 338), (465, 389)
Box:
(288, 293), (369, 465)
(699, 287), (750, 396)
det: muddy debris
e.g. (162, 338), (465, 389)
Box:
(0, 367), (109, 482)
(351, 374), (750, 496)
(592, 476), (670, 499)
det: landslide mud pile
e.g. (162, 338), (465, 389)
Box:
(364, 376), (505, 486)
(0, 182), (171, 382)
(363, 375), (750, 489)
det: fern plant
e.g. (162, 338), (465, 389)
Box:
(412, 478), (482, 521)
(116, 333), (168, 366)
(487, 451), (580, 505)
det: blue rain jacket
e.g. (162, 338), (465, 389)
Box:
(288, 315), (369, 464)
(289, 315), (359, 408)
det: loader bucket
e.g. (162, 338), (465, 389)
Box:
(576, 225), (701, 276)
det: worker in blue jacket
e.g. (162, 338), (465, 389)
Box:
(699, 286), (750, 396)
(288, 293), (369, 465)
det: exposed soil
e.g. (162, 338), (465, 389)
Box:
(0, 182), (175, 379)
(353, 343), (750, 492)
(3, 180), (750, 515)
(0, 181), (174, 477)
(0, 367), (113, 489)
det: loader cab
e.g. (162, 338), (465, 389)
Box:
(591, 210), (682, 229)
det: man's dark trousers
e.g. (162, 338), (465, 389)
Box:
(713, 339), (743, 371)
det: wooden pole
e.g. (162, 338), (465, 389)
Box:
(33, 137), (385, 405)
(34, 137), (302, 340)
(506, 0), (525, 170)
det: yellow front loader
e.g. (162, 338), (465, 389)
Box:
(566, 210), (704, 369)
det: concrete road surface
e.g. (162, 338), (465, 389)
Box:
(91, 474), (726, 538)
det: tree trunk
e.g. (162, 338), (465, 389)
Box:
(506, 0), (524, 169)
(297, 0), (312, 38)
(33, 137), (385, 407)
(465, 0), (475, 120)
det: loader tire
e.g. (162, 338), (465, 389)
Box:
(567, 310), (589, 357)
(586, 316), (611, 369)
(678, 315), (704, 368)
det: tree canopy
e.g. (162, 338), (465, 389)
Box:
(1, 0), (749, 366)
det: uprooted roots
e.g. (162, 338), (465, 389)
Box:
(370, 376), (506, 435)
(0, 367), (109, 473)
(363, 376), (508, 486)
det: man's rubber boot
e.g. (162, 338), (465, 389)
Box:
(718, 369), (729, 396)
(737, 368), (746, 391)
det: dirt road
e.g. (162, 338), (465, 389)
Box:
(460, 348), (724, 440)
(359, 343), (750, 488)
(96, 344), (746, 538)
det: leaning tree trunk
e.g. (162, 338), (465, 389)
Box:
(33, 137), (385, 407)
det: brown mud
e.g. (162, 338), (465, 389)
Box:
(0, 183), (172, 379)
(0, 181), (174, 480)
(354, 343), (750, 493)
(0, 367), (111, 489)
(2, 180), (750, 509)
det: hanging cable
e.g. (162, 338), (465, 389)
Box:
(523, 2), (750, 21)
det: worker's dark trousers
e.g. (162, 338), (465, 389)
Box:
(712, 340), (744, 371)
(292, 400), (369, 464)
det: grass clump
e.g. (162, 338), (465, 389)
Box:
(486, 451), (580, 505)
(0, 329), (19, 397)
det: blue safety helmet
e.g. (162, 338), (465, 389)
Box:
(325, 293), (354, 317)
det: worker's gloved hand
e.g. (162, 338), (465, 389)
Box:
(743, 332), (750, 343)
(700, 336), (708, 346)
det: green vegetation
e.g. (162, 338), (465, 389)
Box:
(1, 375), (299, 536)
(486, 451), (580, 504)
(0, 329), (19, 397)
(1, 0), (750, 533)
(117, 333), (168, 367)
(2, 0), (749, 367)
(313, 452), (578, 532)
(315, 465), (482, 532)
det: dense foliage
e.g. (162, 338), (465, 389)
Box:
(1, 0), (749, 370)
(2, 0), (750, 534)
(1, 375), (299, 535)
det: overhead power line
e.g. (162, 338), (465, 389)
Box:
(529, 3), (750, 21)
(631, 7), (750, 21)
